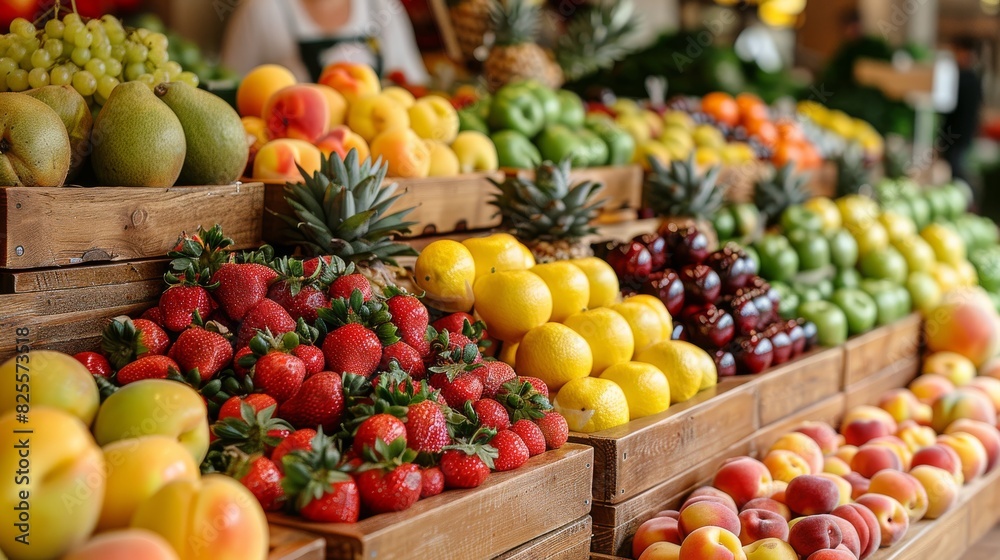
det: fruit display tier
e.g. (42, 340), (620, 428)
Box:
(267, 444), (593, 560)
(268, 526), (326, 560)
(0, 184), (264, 269)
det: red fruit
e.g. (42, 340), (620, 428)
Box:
(664, 225), (710, 265)
(706, 247), (755, 294)
(140, 306), (164, 326)
(511, 419), (546, 456)
(268, 283), (329, 323)
(445, 332), (481, 359)
(271, 429), (317, 473)
(714, 349), (737, 377)
(212, 263), (278, 321)
(689, 304), (735, 349)
(329, 273), (374, 301)
(439, 449), (490, 489)
(729, 295), (761, 335)
(299, 480), (360, 523)
(387, 293), (430, 351)
(421, 467), (445, 498)
(770, 329), (792, 365)
(74, 352), (111, 377)
(536, 412), (569, 449)
(432, 312), (477, 339)
(323, 323), (382, 376)
(680, 264), (722, 304)
(641, 269), (686, 317)
(159, 285), (213, 332)
(117, 355), (180, 384)
(433, 373), (483, 408)
(405, 400), (450, 453)
(237, 299), (296, 349)
(253, 352), (307, 403)
(171, 327), (234, 380)
(634, 233), (668, 272)
(473, 399), (511, 431)
(233, 346), (253, 377)
(133, 319), (170, 356)
(606, 241), (653, 282)
(380, 342), (427, 379)
(353, 414), (407, 455)
(218, 393), (278, 421)
(278, 371), (345, 431)
(292, 345), (326, 376)
(356, 462), (422, 513)
(302, 256), (332, 277)
(517, 376), (549, 399)
(472, 360), (516, 398)
(732, 334), (775, 374)
(239, 456), (285, 511)
(492, 430), (529, 471)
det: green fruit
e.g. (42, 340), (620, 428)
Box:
(577, 128), (608, 167)
(925, 188), (951, 222)
(155, 82), (247, 185)
(756, 234), (798, 283)
(859, 246), (908, 284)
(491, 130), (541, 169)
(816, 278), (834, 299)
(713, 208), (737, 241)
(797, 300), (849, 346)
(831, 288), (878, 335)
(906, 271), (942, 314)
(556, 90), (586, 128)
(859, 279), (905, 325)
(828, 229), (859, 269)
(905, 194), (931, 230)
(24, 85), (92, 180)
(770, 281), (800, 320)
(789, 229), (831, 271)
(780, 205), (824, 233)
(536, 124), (587, 167)
(92, 82), (186, 187)
(458, 109), (490, 134)
(0, 93), (71, 187)
(833, 268), (862, 290)
(489, 85), (546, 138)
(941, 185), (968, 219)
(732, 203), (761, 238)
(585, 118), (635, 166)
(519, 80), (561, 126)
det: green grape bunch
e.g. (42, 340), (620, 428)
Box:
(0, 12), (199, 108)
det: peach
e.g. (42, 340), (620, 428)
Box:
(371, 129), (431, 179)
(944, 418), (1000, 472)
(763, 450), (811, 483)
(980, 356), (1000, 380)
(834, 445), (858, 465)
(866, 435), (913, 470)
(678, 501), (741, 538)
(842, 405), (898, 433)
(314, 84), (347, 128)
(62, 529), (180, 560)
(815, 473), (852, 507)
(0, 350), (99, 426)
(937, 432), (989, 482)
(793, 421), (840, 455)
(908, 465), (959, 519)
(742, 538), (797, 560)
(895, 420), (936, 452)
(842, 419), (891, 447)
(850, 444), (902, 478)
(769, 432), (824, 474)
(787, 515), (843, 558)
(639, 541), (682, 560)
(832, 503), (881, 559)
(634, 516), (682, 557)
(713, 457), (773, 508)
(656, 510), (681, 519)
(678, 526), (747, 560)
(738, 509), (788, 546)
(967, 376), (1000, 411)
(683, 495), (739, 516)
(741, 498), (791, 521)
(785, 475), (841, 516)
(806, 549), (855, 560)
(843, 472), (871, 500)
(828, 516), (861, 558)
(381, 86), (416, 108)
(262, 85), (330, 142)
(767, 480), (788, 503)
(451, 130), (499, 173)
(911, 444), (964, 484)
(252, 138), (322, 182)
(854, 493), (909, 547)
(823, 456), (852, 476)
(315, 126), (370, 162)
(348, 93), (410, 143)
(236, 64), (296, 118)
(923, 351), (978, 386)
(924, 290), (1000, 366)
(409, 95), (459, 143)
(867, 469), (928, 522)
(931, 387), (997, 432)
(425, 140), (460, 177)
(318, 61), (381, 104)
(241, 116), (269, 176)
(908, 374), (955, 405)
(878, 388), (929, 424)
(690, 486), (741, 509)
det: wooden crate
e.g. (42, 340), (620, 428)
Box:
(845, 356), (921, 411)
(756, 347), (844, 426)
(267, 444), (593, 560)
(808, 161), (838, 199)
(843, 313), (922, 388)
(0, 184), (264, 269)
(496, 516), (592, 560)
(269, 526), (326, 560)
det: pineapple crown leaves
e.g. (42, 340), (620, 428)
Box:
(489, 159), (605, 243)
(272, 149), (419, 266)
(488, 0), (540, 47)
(357, 437), (419, 473)
(211, 402), (293, 455)
(835, 143), (876, 198)
(555, 1), (639, 81)
(443, 425), (499, 469)
(317, 289), (400, 346)
(281, 428), (354, 511)
(753, 163), (811, 225)
(100, 316), (148, 370)
(164, 225), (233, 288)
(497, 379), (552, 421)
(645, 154), (727, 221)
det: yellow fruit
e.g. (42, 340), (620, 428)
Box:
(611, 301), (668, 356)
(414, 240), (476, 312)
(955, 260), (978, 287)
(879, 211), (917, 243)
(695, 147), (722, 166)
(473, 270), (552, 341)
(552, 377), (630, 433)
(570, 257), (620, 308)
(803, 197), (842, 234)
(636, 340), (716, 404)
(599, 361), (671, 420)
(848, 221), (889, 256)
(516, 323), (593, 390)
(499, 341), (519, 367)
(624, 294), (673, 341)
(563, 308), (634, 376)
(921, 223), (967, 266)
(519, 243), (536, 268)
(837, 195), (880, 228)
(693, 124), (725, 148)
(463, 233), (528, 279)
(932, 263), (961, 294)
(381, 86), (416, 108)
(532, 262), (590, 323)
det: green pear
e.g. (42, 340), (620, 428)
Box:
(0, 93), (71, 187)
(24, 85), (93, 180)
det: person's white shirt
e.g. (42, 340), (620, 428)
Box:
(222, 0), (429, 84)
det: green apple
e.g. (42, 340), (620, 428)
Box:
(789, 229), (831, 271)
(556, 90), (586, 128)
(816, 278), (834, 299)
(713, 207), (737, 241)
(906, 271), (942, 314)
(577, 128), (609, 167)
(458, 109), (489, 134)
(781, 204), (824, 233)
(892, 235), (937, 273)
(536, 123), (588, 167)
(488, 84), (546, 138)
(925, 188), (951, 222)
(793, 282), (824, 304)
(831, 288), (878, 335)
(833, 267), (862, 289)
(797, 300), (849, 346)
(585, 117), (635, 165)
(755, 234), (799, 283)
(859, 246), (909, 284)
(491, 129), (541, 169)
(860, 279), (905, 326)
(905, 193), (932, 230)
(828, 229), (859, 269)
(770, 281), (800, 320)
(941, 184), (970, 219)
(519, 80), (561, 126)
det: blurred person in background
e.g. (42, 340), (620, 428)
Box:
(941, 35), (983, 184)
(222, 0), (429, 84)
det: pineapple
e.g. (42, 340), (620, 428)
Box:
(449, 0), (493, 61)
(490, 160), (604, 263)
(645, 155), (728, 245)
(835, 144), (875, 198)
(273, 149), (418, 291)
(555, 1), (639, 82)
(482, 0), (563, 92)
(753, 163), (810, 226)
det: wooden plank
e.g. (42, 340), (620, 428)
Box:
(967, 463), (1000, 543)
(495, 516), (592, 560)
(751, 393), (846, 453)
(0, 279), (162, 320)
(843, 314), (922, 387)
(0, 303), (155, 361)
(756, 347), (844, 426)
(268, 444), (593, 560)
(269, 525), (326, 560)
(0, 258), (168, 294)
(844, 356), (921, 410)
(1, 183), (264, 269)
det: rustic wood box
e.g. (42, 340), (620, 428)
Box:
(497, 516), (593, 560)
(267, 444), (594, 560)
(269, 526), (326, 560)
(843, 313), (922, 388)
(756, 347), (844, 426)
(0, 184), (264, 269)
(845, 356), (921, 411)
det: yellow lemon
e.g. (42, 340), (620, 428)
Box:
(552, 377), (630, 433)
(499, 341), (518, 367)
(955, 260), (979, 287)
(519, 243), (536, 268)
(611, 301), (668, 356)
(463, 233), (528, 279)
(837, 195), (880, 229)
(599, 361), (671, 420)
(636, 340), (716, 404)
(624, 294), (673, 341)
(532, 261), (590, 323)
(847, 220), (889, 256)
(921, 223), (966, 266)
(414, 240), (476, 312)
(803, 196), (843, 234)
(570, 257), (620, 309)
(879, 211), (917, 243)
(932, 262), (961, 294)
(516, 323), (593, 390)
(473, 270), (552, 341)
(563, 308), (634, 376)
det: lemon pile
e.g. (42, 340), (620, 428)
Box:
(414, 233), (720, 433)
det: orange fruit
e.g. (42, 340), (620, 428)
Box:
(701, 92), (739, 127)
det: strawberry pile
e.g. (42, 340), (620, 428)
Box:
(74, 225), (568, 522)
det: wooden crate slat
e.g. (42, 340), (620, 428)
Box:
(495, 516), (592, 560)
(756, 347), (844, 426)
(1, 183), (264, 269)
(268, 444), (593, 560)
(0, 302), (154, 359)
(750, 393), (846, 453)
(843, 314), (922, 387)
(0, 279), (162, 320)
(844, 357), (921, 411)
(0, 258), (168, 294)
(269, 526), (326, 560)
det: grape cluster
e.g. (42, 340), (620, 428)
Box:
(0, 13), (199, 106)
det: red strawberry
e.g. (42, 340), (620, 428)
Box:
(269, 283), (330, 323)
(491, 430), (529, 471)
(271, 429), (317, 473)
(472, 360), (516, 398)
(511, 419), (546, 457)
(329, 273), (373, 301)
(439, 449), (491, 489)
(211, 263), (278, 321)
(447, 332), (481, 358)
(380, 342), (426, 379)
(299, 479), (360, 523)
(133, 319), (170, 356)
(117, 355), (180, 384)
(322, 323), (382, 376)
(280, 429), (359, 523)
(432, 312), (478, 339)
(536, 412), (569, 450)
(518, 376), (549, 398)
(278, 372), (345, 431)
(238, 456), (285, 511)
(302, 256), (332, 278)
(218, 393), (278, 421)
(171, 327), (234, 381)
(473, 398), (511, 431)
(159, 285), (213, 332)
(233, 346), (253, 377)
(253, 352), (306, 403)
(237, 299), (296, 348)
(293, 344), (326, 377)
(421, 466), (445, 498)
(431, 372), (483, 408)
(353, 414), (407, 455)
(387, 293), (429, 352)
(74, 352), (111, 377)
(405, 400), (450, 453)
(140, 306), (164, 326)
(356, 462), (422, 514)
